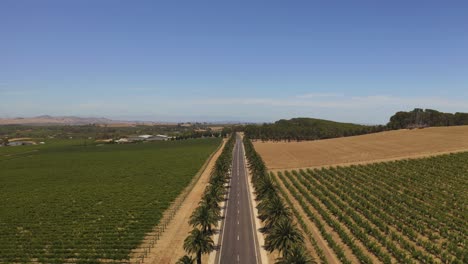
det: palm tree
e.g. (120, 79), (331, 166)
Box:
(209, 173), (223, 186)
(265, 218), (304, 256)
(275, 246), (316, 264)
(189, 203), (219, 234)
(183, 228), (215, 264)
(203, 184), (224, 206)
(200, 194), (221, 218)
(255, 176), (276, 201)
(258, 195), (292, 231)
(176, 255), (195, 264)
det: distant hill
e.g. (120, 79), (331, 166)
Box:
(0, 115), (157, 126)
(244, 117), (385, 141)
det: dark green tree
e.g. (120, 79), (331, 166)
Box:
(265, 219), (304, 256)
(176, 255), (195, 264)
(189, 202), (219, 234)
(275, 246), (316, 264)
(258, 195), (292, 232)
(183, 228), (215, 264)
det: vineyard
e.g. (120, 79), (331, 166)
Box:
(273, 152), (468, 264)
(0, 138), (221, 263)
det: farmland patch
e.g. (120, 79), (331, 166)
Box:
(0, 138), (221, 263)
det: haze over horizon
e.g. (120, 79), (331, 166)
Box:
(1, 1), (467, 124)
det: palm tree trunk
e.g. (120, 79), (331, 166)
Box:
(197, 250), (202, 264)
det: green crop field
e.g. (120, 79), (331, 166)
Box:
(0, 138), (221, 263)
(274, 152), (468, 264)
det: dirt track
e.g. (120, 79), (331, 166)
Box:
(253, 126), (468, 170)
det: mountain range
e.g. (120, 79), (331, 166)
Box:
(0, 115), (157, 126)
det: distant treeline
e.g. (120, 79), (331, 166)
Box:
(244, 118), (386, 142)
(244, 109), (468, 142)
(173, 131), (222, 140)
(387, 108), (468, 129)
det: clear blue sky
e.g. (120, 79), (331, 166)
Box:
(1, 0), (467, 124)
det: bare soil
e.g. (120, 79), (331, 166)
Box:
(253, 126), (468, 170)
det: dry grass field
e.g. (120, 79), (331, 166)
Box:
(253, 126), (468, 170)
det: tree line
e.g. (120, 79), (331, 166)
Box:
(243, 136), (315, 264)
(244, 109), (468, 142)
(244, 117), (385, 142)
(178, 134), (235, 264)
(173, 131), (222, 140)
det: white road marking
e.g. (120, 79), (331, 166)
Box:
(219, 135), (261, 264)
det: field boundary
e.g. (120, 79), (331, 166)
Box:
(131, 138), (225, 263)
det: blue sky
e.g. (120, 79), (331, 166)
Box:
(1, 0), (467, 124)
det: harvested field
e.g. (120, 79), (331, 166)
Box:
(253, 126), (468, 170)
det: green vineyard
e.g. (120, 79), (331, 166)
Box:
(274, 152), (468, 264)
(0, 138), (221, 263)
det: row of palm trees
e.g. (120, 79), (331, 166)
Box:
(177, 134), (236, 264)
(243, 136), (316, 264)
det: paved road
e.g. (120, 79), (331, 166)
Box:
(216, 134), (261, 264)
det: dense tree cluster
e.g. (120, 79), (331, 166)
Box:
(244, 117), (385, 142)
(173, 131), (221, 140)
(244, 136), (315, 264)
(387, 108), (468, 129)
(244, 109), (468, 142)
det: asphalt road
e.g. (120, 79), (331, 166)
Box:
(216, 134), (261, 264)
